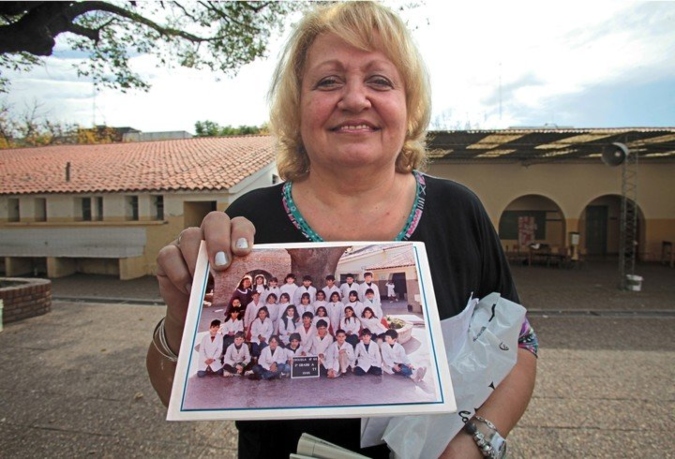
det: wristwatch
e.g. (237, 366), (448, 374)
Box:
(464, 417), (508, 459)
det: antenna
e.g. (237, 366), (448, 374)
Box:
(92, 77), (96, 127)
(499, 62), (502, 121)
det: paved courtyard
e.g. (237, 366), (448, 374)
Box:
(0, 260), (673, 458)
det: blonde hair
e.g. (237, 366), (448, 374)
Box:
(269, 1), (431, 182)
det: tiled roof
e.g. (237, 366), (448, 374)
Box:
(364, 249), (416, 270)
(0, 136), (276, 195)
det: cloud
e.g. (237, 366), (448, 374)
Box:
(417, 1), (675, 129)
(4, 1), (674, 132)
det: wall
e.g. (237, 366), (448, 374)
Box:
(428, 161), (675, 261)
(0, 278), (51, 324)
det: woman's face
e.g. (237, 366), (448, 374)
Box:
(299, 33), (407, 172)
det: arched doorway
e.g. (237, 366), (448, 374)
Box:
(498, 195), (566, 251)
(580, 195), (645, 259)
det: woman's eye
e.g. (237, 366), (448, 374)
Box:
(316, 77), (340, 89)
(369, 76), (394, 89)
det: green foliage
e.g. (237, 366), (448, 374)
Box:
(0, 1), (303, 93)
(194, 120), (266, 137)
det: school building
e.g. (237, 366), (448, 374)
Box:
(0, 136), (278, 279)
(1, 128), (673, 280)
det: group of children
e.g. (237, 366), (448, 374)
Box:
(196, 272), (425, 382)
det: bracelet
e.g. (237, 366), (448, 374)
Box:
(474, 415), (499, 432)
(464, 421), (497, 458)
(464, 416), (506, 459)
(152, 317), (179, 362)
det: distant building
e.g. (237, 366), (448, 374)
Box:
(0, 136), (277, 279)
(123, 131), (193, 142)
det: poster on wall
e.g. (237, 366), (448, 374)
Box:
(518, 216), (537, 247)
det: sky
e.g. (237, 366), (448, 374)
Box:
(4, 1), (675, 134)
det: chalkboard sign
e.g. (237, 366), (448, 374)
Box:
(291, 356), (320, 379)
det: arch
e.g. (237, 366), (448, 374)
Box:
(498, 194), (567, 252)
(578, 194), (646, 259)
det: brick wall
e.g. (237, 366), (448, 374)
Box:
(0, 278), (52, 325)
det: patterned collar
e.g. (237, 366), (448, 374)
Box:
(282, 171), (426, 242)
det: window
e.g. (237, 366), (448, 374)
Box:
(126, 195), (139, 221)
(152, 195), (164, 221)
(94, 197), (103, 221)
(81, 197), (92, 221)
(35, 198), (46, 222)
(8, 198), (20, 222)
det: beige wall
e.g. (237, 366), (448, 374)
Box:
(0, 163), (278, 279)
(427, 161), (675, 261)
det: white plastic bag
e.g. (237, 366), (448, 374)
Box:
(361, 292), (526, 459)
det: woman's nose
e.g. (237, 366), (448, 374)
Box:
(337, 81), (372, 112)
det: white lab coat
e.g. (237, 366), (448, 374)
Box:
(355, 340), (382, 372)
(258, 345), (287, 370)
(250, 317), (274, 345)
(293, 285), (317, 306)
(329, 340), (356, 373)
(223, 343), (250, 367)
(380, 341), (412, 374)
(278, 316), (300, 344)
(340, 316), (361, 337)
(198, 333), (223, 372)
(359, 281), (381, 303)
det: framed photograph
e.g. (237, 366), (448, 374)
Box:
(167, 241), (456, 421)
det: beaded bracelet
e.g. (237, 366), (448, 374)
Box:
(152, 317), (179, 362)
(464, 420), (498, 458)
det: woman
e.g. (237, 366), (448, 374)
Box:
(149, 2), (537, 458)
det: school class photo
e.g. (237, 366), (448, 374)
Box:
(175, 243), (450, 418)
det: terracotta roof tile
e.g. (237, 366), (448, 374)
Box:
(0, 136), (276, 195)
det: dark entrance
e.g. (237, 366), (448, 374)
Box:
(586, 205), (608, 256)
(391, 272), (407, 301)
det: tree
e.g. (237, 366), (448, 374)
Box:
(0, 1), (302, 93)
(0, 100), (118, 148)
(194, 120), (267, 137)
(286, 247), (349, 288)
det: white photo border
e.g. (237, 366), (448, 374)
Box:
(168, 241), (456, 421)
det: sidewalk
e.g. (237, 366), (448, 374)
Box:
(1, 261), (673, 458)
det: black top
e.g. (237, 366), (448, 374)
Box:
(225, 173), (519, 458)
(225, 173), (519, 319)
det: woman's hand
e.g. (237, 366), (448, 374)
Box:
(147, 211), (255, 405)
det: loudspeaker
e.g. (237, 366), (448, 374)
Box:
(602, 142), (629, 166)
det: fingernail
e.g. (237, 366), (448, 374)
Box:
(235, 238), (249, 250)
(185, 283), (192, 294)
(215, 251), (228, 266)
